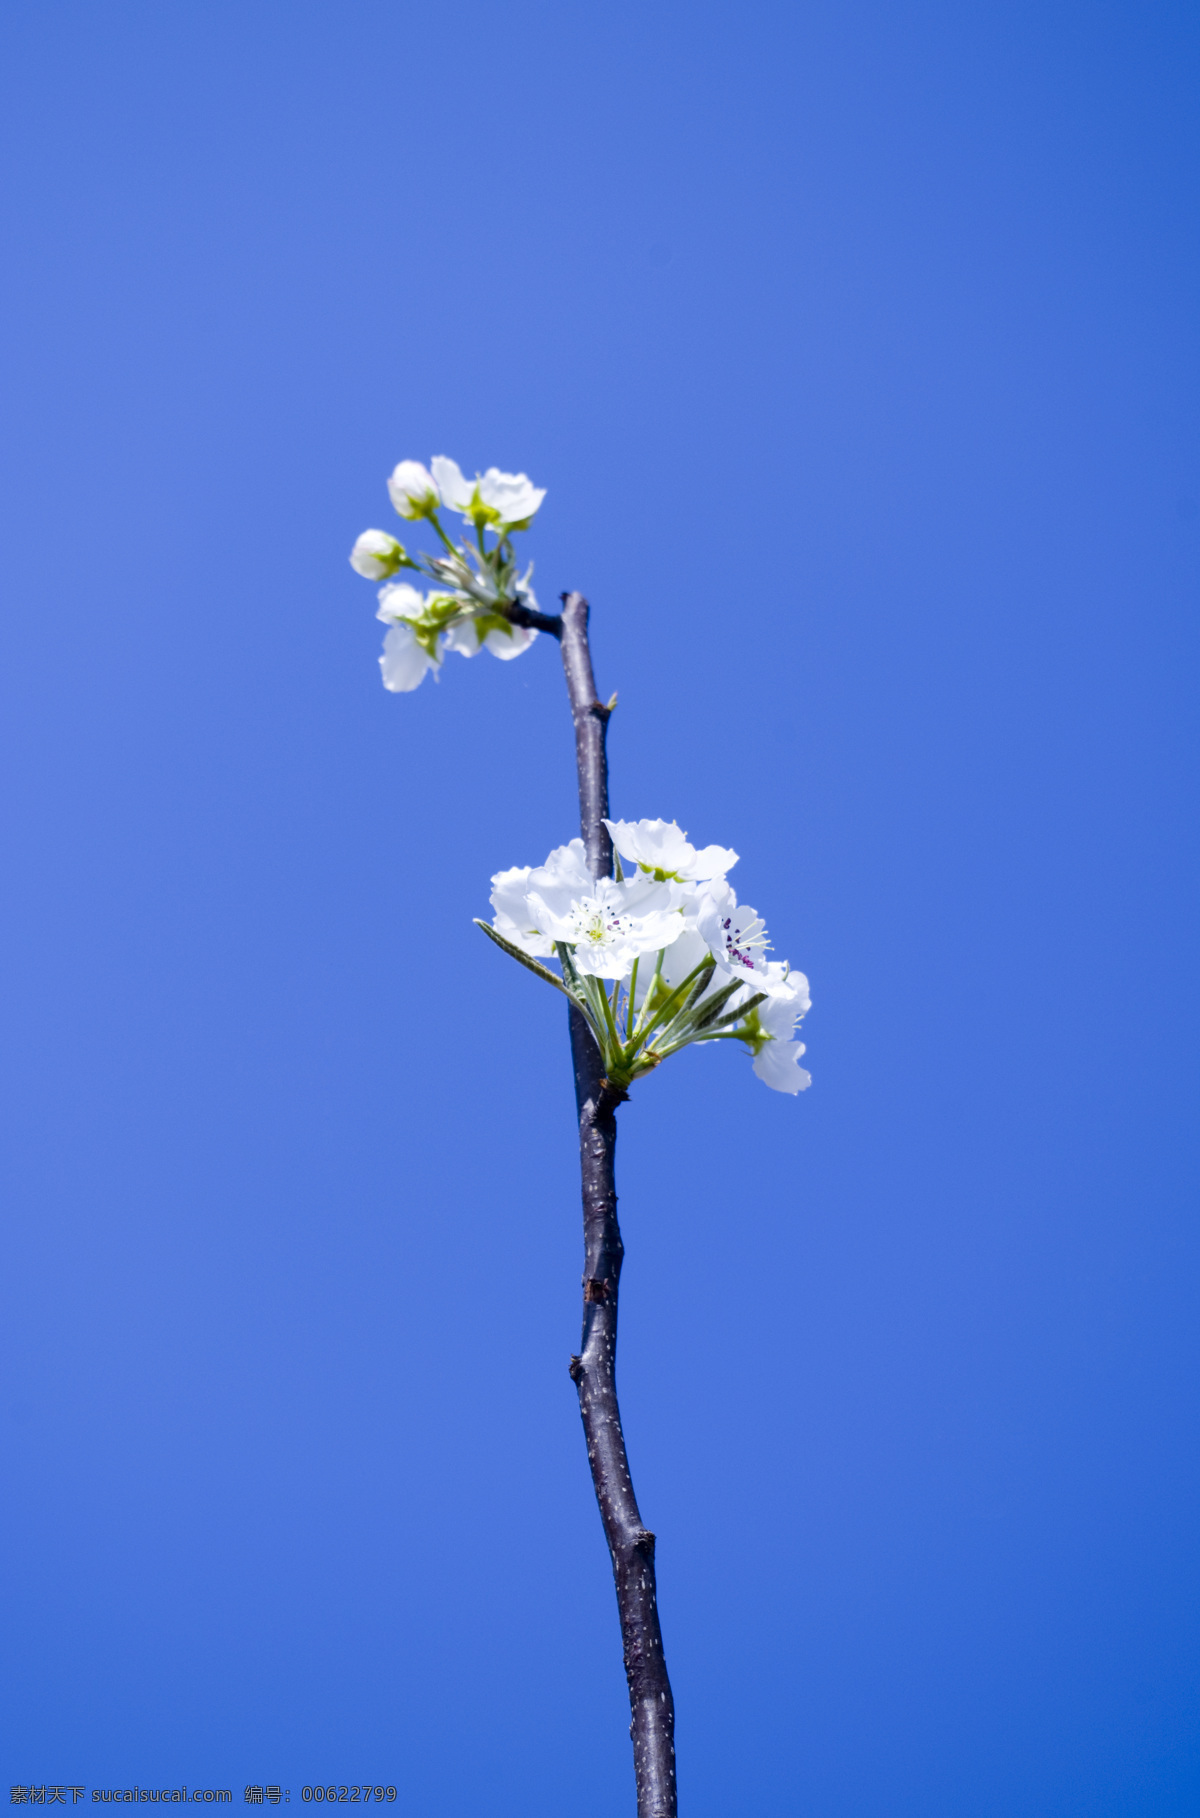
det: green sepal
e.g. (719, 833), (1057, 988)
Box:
(407, 619), (442, 661)
(725, 997), (772, 1053)
(399, 593), (466, 661)
(470, 611), (517, 645)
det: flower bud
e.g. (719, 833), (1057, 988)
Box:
(387, 460), (440, 520)
(350, 529), (405, 580)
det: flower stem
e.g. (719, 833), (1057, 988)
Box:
(627, 959), (712, 1060)
(630, 949), (667, 1041)
(427, 510), (458, 556)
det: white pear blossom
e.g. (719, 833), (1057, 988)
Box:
(526, 877), (683, 980)
(490, 841), (681, 981)
(695, 880), (794, 997)
(387, 460), (440, 520)
(379, 622), (439, 692)
(354, 457), (546, 697)
(431, 456), (546, 528)
(349, 529), (405, 580)
(604, 819), (738, 884)
(523, 854), (670, 935)
(481, 833), (810, 1093)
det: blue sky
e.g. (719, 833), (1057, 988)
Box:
(2, 2), (1198, 1812)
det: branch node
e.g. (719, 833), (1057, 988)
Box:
(568, 1354), (584, 1382)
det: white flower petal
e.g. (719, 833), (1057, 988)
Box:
(379, 622), (437, 692)
(535, 839), (594, 892)
(491, 911), (555, 956)
(442, 618), (486, 657)
(376, 581), (427, 625)
(429, 455), (474, 512)
(489, 862), (557, 957)
(753, 1040), (811, 1093)
(757, 969), (812, 1030)
(688, 842), (740, 879)
(483, 621), (536, 660)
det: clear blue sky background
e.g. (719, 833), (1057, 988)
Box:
(2, 2), (1198, 1812)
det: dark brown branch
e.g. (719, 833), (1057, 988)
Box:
(502, 599), (564, 637)
(558, 591), (677, 1818)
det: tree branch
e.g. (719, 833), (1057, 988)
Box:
(558, 591), (678, 1818)
(502, 599), (564, 637)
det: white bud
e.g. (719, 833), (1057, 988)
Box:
(386, 460), (440, 520)
(350, 529), (404, 580)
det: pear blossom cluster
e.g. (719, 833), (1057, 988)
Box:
(479, 820), (811, 1095)
(349, 457), (546, 692)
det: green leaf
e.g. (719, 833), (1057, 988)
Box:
(474, 920), (582, 1003)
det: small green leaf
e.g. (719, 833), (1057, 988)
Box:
(474, 920), (581, 1003)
